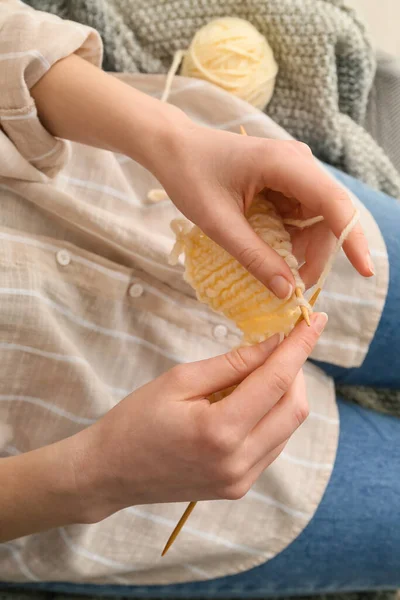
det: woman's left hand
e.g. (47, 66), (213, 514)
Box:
(151, 122), (374, 297)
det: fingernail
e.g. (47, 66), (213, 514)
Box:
(366, 253), (375, 276)
(311, 312), (328, 334)
(259, 333), (280, 351)
(270, 276), (293, 300)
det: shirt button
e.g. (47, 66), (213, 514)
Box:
(128, 283), (144, 298)
(213, 324), (228, 339)
(56, 249), (71, 266)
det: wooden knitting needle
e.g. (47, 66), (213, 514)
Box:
(162, 288), (322, 556)
(295, 287), (321, 326)
(295, 288), (311, 326)
(162, 288), (321, 556)
(162, 389), (224, 556)
(162, 501), (197, 556)
(162, 129), (318, 557)
(240, 125), (310, 327)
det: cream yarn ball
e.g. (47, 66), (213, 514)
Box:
(181, 17), (278, 110)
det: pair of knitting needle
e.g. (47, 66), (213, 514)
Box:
(161, 126), (317, 556)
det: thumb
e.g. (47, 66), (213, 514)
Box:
(205, 209), (295, 300)
(164, 334), (280, 399)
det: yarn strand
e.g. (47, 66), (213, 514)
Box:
(315, 208), (360, 291)
(283, 215), (324, 228)
(161, 49), (185, 103)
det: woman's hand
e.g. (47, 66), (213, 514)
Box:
(32, 55), (373, 301)
(0, 312), (326, 542)
(72, 312), (327, 524)
(151, 124), (374, 297)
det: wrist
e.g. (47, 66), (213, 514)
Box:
(32, 54), (194, 177)
(0, 438), (93, 541)
(68, 423), (126, 524)
(122, 93), (194, 176)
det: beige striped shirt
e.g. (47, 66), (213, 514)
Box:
(0, 0), (389, 586)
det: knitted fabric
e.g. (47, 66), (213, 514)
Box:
(25, 0), (400, 198)
(169, 196), (307, 344)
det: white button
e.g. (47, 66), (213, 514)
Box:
(128, 283), (144, 298)
(213, 324), (228, 339)
(56, 249), (71, 266)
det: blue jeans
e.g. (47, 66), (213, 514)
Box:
(1, 167), (400, 596)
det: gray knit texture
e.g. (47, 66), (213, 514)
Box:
(25, 0), (400, 198)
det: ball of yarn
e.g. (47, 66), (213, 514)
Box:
(181, 17), (278, 110)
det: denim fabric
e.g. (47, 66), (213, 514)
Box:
(312, 166), (400, 387)
(2, 167), (400, 596)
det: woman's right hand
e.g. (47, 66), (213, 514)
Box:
(73, 312), (327, 524)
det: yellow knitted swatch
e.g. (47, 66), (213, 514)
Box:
(169, 194), (308, 344)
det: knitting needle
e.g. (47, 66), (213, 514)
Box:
(162, 128), (317, 557)
(295, 287), (321, 326)
(295, 288), (311, 326)
(162, 501), (197, 556)
(240, 125), (310, 327)
(162, 287), (321, 556)
(162, 388), (224, 556)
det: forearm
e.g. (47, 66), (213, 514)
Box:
(31, 54), (191, 173)
(0, 437), (85, 542)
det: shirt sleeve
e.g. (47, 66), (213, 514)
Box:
(0, 0), (103, 179)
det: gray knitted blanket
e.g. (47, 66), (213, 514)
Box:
(25, 0), (400, 198)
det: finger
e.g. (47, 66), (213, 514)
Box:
(162, 334), (280, 399)
(247, 371), (307, 466)
(204, 204), (295, 300)
(259, 141), (373, 277)
(215, 312), (327, 434)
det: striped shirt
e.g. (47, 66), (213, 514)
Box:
(0, 0), (389, 586)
